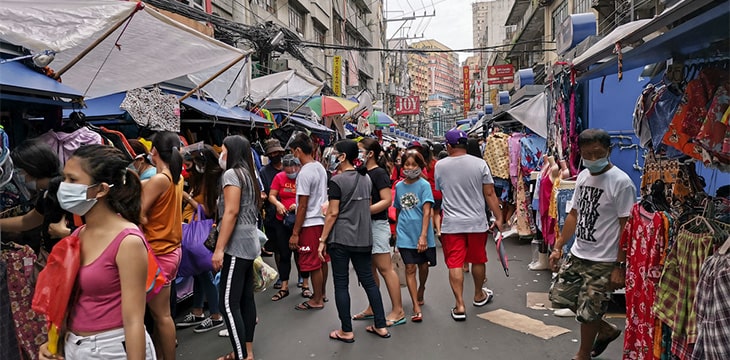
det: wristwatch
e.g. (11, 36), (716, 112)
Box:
(615, 261), (627, 269)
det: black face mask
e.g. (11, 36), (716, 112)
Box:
(270, 155), (282, 164)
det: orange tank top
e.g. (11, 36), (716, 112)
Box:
(143, 172), (183, 255)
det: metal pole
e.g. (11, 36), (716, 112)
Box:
(179, 52), (251, 102)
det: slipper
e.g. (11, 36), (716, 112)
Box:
(329, 330), (355, 343)
(271, 289), (289, 301)
(386, 317), (406, 327)
(591, 328), (622, 357)
(365, 325), (391, 339)
(301, 287), (313, 298)
(451, 307), (466, 321)
(294, 301), (324, 311)
(352, 312), (375, 321)
(323, 296), (329, 303)
(411, 313), (423, 323)
(216, 352), (236, 360)
(473, 288), (494, 307)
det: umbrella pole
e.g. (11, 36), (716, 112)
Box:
(53, 2), (146, 80)
(179, 52), (252, 102)
(280, 86), (322, 126)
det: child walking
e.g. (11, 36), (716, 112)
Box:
(393, 150), (436, 323)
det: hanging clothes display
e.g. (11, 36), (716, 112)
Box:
(120, 87), (181, 132)
(539, 166), (556, 246)
(483, 131), (511, 180)
(0, 258), (22, 360)
(691, 247), (730, 360)
(35, 127), (103, 165)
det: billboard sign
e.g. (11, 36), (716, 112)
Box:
(395, 96), (420, 115)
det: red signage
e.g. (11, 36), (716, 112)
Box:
(487, 78), (514, 85)
(395, 96), (420, 115)
(487, 64), (515, 78)
(463, 66), (470, 118)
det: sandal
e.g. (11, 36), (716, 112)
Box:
(365, 325), (391, 339)
(411, 313), (423, 322)
(216, 352), (236, 360)
(329, 329), (355, 343)
(273, 280), (282, 289)
(294, 301), (324, 311)
(301, 287), (313, 298)
(271, 289), (289, 301)
(352, 311), (375, 320)
(591, 327), (622, 357)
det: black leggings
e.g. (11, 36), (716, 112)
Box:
(266, 222), (308, 282)
(219, 254), (256, 360)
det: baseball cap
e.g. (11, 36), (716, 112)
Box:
(445, 128), (468, 146)
(406, 140), (423, 149)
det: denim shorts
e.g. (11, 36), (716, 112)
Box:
(371, 220), (392, 254)
(65, 328), (156, 360)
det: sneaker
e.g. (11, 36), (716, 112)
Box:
(193, 317), (225, 333)
(176, 313), (205, 328)
(218, 329), (229, 337)
(553, 308), (576, 317)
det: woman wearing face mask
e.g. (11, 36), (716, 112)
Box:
(319, 139), (391, 343)
(394, 150), (436, 323)
(38, 144), (155, 360)
(213, 135), (262, 360)
(351, 138), (405, 326)
(140, 131), (184, 360)
(267, 154), (303, 301)
(176, 145), (225, 333)
(128, 139), (157, 181)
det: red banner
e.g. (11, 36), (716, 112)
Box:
(487, 78), (514, 85)
(395, 96), (420, 115)
(463, 66), (470, 118)
(487, 64), (515, 78)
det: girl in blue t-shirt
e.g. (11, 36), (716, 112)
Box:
(394, 150), (436, 323)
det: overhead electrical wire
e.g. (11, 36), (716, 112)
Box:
(299, 39), (557, 53)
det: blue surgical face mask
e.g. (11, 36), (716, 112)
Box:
(582, 157), (610, 173)
(286, 172), (298, 179)
(328, 154), (341, 172)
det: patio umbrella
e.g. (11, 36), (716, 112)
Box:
(365, 111), (398, 126)
(494, 232), (509, 277)
(305, 96), (358, 117)
(32, 234), (82, 354)
(457, 123), (471, 131)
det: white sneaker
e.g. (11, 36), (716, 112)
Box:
(553, 308), (576, 317)
(218, 329), (229, 337)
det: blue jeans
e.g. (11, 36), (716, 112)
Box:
(193, 271), (220, 315)
(328, 244), (387, 332)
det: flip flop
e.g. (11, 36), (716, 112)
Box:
(411, 313), (423, 323)
(365, 325), (391, 339)
(591, 328), (622, 357)
(451, 307), (466, 321)
(473, 288), (494, 307)
(294, 301), (324, 311)
(386, 317), (406, 327)
(352, 312), (375, 320)
(329, 330), (355, 343)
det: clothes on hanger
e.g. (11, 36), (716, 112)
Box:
(35, 127), (104, 165)
(0, 258), (22, 360)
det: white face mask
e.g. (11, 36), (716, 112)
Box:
(17, 169), (37, 191)
(218, 152), (227, 170)
(57, 182), (102, 216)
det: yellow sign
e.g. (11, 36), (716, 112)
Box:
(490, 89), (499, 109)
(332, 56), (342, 96)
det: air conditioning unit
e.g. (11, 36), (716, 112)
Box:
(271, 59), (289, 73)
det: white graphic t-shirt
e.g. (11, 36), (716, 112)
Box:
(569, 166), (636, 262)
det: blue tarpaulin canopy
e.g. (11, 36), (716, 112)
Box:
(0, 61), (83, 100)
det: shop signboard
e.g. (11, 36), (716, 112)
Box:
(463, 66), (470, 118)
(474, 79), (483, 110)
(556, 13), (597, 55)
(332, 56), (342, 96)
(395, 96), (420, 115)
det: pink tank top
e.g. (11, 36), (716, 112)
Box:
(68, 227), (145, 332)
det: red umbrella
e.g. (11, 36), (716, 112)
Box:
(32, 233), (81, 354)
(494, 232), (509, 277)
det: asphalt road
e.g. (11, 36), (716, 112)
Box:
(175, 236), (625, 360)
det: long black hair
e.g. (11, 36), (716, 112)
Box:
(11, 139), (61, 179)
(335, 139), (367, 175)
(359, 138), (388, 170)
(71, 145), (143, 224)
(152, 131), (183, 184)
(222, 135), (262, 209)
(188, 145), (223, 216)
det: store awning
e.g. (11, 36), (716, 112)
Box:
(282, 114), (333, 133)
(505, 92), (547, 138)
(182, 96), (269, 126)
(573, 0), (729, 79)
(249, 70), (323, 103)
(62, 92), (126, 118)
(0, 61), (83, 100)
(577, 1), (729, 81)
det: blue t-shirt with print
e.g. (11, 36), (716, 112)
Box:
(394, 178), (435, 249)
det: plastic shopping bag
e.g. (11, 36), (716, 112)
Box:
(253, 256), (278, 293)
(179, 205), (214, 277)
(392, 250), (406, 288)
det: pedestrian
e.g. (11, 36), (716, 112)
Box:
(288, 132), (329, 311)
(434, 128), (504, 321)
(177, 145), (225, 333)
(319, 139), (391, 342)
(351, 138), (405, 326)
(128, 139), (157, 181)
(549, 129), (635, 360)
(141, 131), (184, 360)
(212, 135), (262, 360)
(39, 144), (156, 360)
(394, 150), (436, 323)
(268, 154), (303, 301)
(260, 139), (285, 258)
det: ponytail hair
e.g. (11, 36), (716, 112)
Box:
(71, 145), (142, 224)
(335, 139), (368, 175)
(152, 131), (183, 183)
(358, 138), (388, 170)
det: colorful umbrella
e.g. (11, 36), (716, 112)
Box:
(365, 111), (398, 126)
(494, 232), (509, 277)
(305, 96), (359, 117)
(457, 123), (471, 131)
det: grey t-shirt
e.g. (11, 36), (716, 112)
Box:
(296, 161), (328, 227)
(435, 154), (494, 234)
(217, 168), (260, 260)
(327, 171), (372, 250)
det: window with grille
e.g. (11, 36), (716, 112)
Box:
(574, 0), (591, 14)
(289, 6), (304, 33)
(551, 1), (568, 40)
(314, 25), (326, 45)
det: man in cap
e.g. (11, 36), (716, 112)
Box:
(434, 128), (504, 321)
(260, 139), (286, 256)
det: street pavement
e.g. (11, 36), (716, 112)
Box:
(175, 237), (625, 360)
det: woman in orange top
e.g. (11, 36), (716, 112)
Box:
(141, 131), (184, 360)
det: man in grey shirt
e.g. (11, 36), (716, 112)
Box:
(435, 128), (504, 321)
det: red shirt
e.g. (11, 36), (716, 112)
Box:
(270, 172), (297, 220)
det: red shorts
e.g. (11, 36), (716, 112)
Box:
(298, 225), (329, 272)
(441, 232), (488, 269)
(156, 247), (182, 286)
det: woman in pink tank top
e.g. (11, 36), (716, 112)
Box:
(38, 145), (155, 360)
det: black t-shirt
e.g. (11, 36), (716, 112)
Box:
(260, 164), (282, 224)
(367, 167), (391, 221)
(35, 190), (72, 253)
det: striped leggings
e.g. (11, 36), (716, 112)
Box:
(219, 254), (256, 360)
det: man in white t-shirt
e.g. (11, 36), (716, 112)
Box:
(288, 133), (330, 310)
(435, 128), (504, 322)
(549, 128), (636, 360)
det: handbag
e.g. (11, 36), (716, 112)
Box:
(253, 256), (278, 292)
(179, 205), (215, 277)
(391, 250), (407, 288)
(283, 211), (296, 229)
